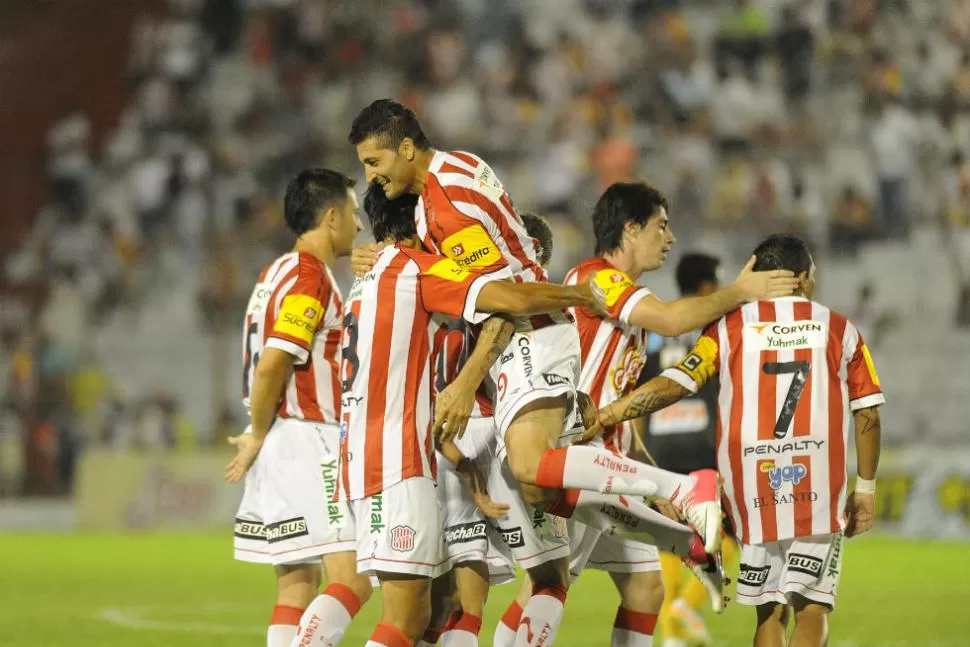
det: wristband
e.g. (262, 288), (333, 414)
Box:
(855, 477), (876, 494)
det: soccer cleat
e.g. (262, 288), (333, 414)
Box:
(682, 534), (728, 614)
(668, 598), (713, 646)
(677, 469), (722, 554)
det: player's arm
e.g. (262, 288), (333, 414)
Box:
(583, 333), (719, 441)
(843, 334), (885, 538)
(248, 348), (295, 443)
(433, 314), (514, 441)
(475, 279), (598, 316)
(627, 256), (798, 336)
(436, 438), (509, 519)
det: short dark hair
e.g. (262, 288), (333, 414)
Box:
(363, 182), (418, 243)
(752, 234), (813, 275)
(675, 253), (721, 296)
(348, 99), (432, 150)
(283, 168), (355, 236)
(520, 212), (553, 267)
(592, 182), (669, 255)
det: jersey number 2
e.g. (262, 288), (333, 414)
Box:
(762, 360), (811, 439)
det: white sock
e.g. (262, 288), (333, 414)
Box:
(493, 601), (523, 647)
(269, 625), (299, 647)
(289, 584), (362, 647)
(440, 613), (481, 646)
(611, 608), (656, 647)
(535, 446), (692, 499)
(268, 605), (303, 647)
(514, 587), (566, 646)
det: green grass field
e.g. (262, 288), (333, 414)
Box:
(1, 533), (967, 646)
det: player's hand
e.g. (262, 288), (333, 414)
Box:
(732, 256), (799, 301)
(225, 433), (264, 483)
(457, 460), (509, 519)
(843, 490), (875, 538)
(583, 276), (610, 318)
(576, 391), (598, 430)
(577, 417), (605, 444)
(433, 379), (476, 442)
(351, 242), (385, 278)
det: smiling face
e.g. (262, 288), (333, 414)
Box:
(625, 206), (676, 273)
(355, 136), (419, 199)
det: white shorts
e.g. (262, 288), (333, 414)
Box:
(736, 533), (844, 609)
(353, 477), (448, 579)
(489, 322), (581, 438)
(484, 443), (570, 570)
(234, 419), (355, 566)
(436, 445), (516, 586)
(567, 521), (662, 580)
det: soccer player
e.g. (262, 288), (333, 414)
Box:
(347, 100), (794, 559)
(225, 169), (371, 647)
(589, 235), (884, 647)
(337, 189), (603, 647)
(499, 182), (796, 647)
(637, 252), (738, 647)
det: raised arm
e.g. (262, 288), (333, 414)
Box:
(627, 256), (798, 336)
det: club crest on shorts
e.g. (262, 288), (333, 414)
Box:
(390, 525), (416, 552)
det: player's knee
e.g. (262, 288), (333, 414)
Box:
(506, 446), (542, 486)
(792, 597), (829, 625)
(618, 571), (665, 613)
(756, 602), (788, 627)
(275, 562), (321, 608)
(520, 483), (555, 508)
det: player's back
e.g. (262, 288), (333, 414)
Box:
(416, 150), (546, 283)
(707, 296), (883, 544)
(241, 251), (343, 423)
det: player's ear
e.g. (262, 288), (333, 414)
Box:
(400, 137), (415, 161)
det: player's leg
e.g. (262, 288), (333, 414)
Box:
(753, 603), (789, 647)
(368, 572), (434, 645)
(439, 562), (489, 646)
(417, 571), (458, 647)
(293, 551), (373, 647)
(610, 570), (663, 647)
(789, 595), (830, 647)
(515, 556), (571, 647)
(494, 572), (534, 647)
(270, 563), (320, 647)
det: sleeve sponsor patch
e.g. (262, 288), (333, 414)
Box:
(427, 258), (472, 282)
(675, 335), (718, 386)
(860, 344), (880, 387)
(591, 268), (636, 308)
(441, 224), (502, 270)
(274, 294), (323, 344)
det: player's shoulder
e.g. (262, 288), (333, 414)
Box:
(432, 150), (506, 200)
(567, 256), (614, 282)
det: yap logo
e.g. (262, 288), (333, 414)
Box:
(762, 462), (807, 489)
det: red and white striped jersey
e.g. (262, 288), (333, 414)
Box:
(429, 316), (493, 418)
(415, 150), (568, 330)
(564, 258), (652, 454)
(337, 245), (495, 500)
(241, 252), (343, 423)
(661, 297), (885, 545)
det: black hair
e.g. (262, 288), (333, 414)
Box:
(751, 234), (813, 275)
(520, 212), (553, 267)
(363, 182), (419, 243)
(675, 253), (721, 296)
(283, 168), (355, 236)
(348, 99), (432, 150)
(592, 182), (669, 255)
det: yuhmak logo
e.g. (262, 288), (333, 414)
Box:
(744, 320), (826, 352)
(762, 462), (807, 490)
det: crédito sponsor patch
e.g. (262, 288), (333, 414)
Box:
(427, 257), (472, 282)
(441, 225), (501, 270)
(591, 269), (635, 308)
(861, 344), (881, 386)
(274, 294), (323, 344)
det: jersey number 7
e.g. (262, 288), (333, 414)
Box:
(762, 360), (811, 439)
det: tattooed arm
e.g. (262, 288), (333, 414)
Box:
(579, 376), (690, 443)
(432, 315), (514, 441)
(853, 406), (881, 481)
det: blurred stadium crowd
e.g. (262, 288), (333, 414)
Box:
(1, 0), (969, 497)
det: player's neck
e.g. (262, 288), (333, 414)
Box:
(602, 249), (642, 281)
(294, 235), (335, 268)
(409, 148), (437, 195)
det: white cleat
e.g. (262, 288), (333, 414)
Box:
(668, 598), (713, 646)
